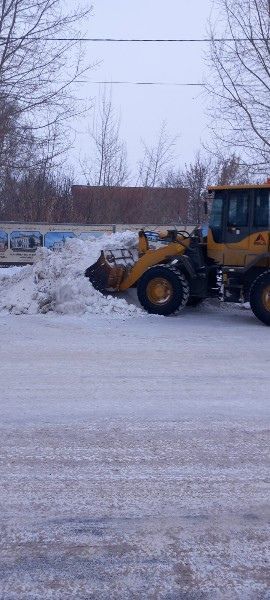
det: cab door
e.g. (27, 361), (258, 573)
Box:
(223, 189), (251, 266)
(248, 188), (270, 266)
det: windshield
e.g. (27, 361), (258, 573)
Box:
(254, 189), (270, 228)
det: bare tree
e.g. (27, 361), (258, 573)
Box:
(81, 88), (129, 187)
(138, 122), (177, 187)
(0, 167), (74, 222)
(0, 97), (68, 182)
(0, 99), (36, 178)
(212, 153), (250, 185)
(183, 155), (211, 224)
(0, 0), (93, 181)
(0, 1), (92, 216)
(207, 0), (270, 172)
(0, 1), (92, 123)
(164, 152), (251, 223)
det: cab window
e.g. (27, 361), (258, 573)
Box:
(228, 191), (249, 228)
(209, 196), (223, 228)
(209, 194), (224, 243)
(254, 190), (270, 228)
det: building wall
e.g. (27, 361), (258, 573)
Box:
(71, 186), (189, 225)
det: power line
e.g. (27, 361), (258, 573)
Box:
(75, 80), (205, 86)
(3, 78), (205, 87)
(0, 36), (269, 43)
(2, 79), (204, 87)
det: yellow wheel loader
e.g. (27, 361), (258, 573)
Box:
(85, 183), (270, 325)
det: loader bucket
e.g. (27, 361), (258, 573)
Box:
(85, 249), (135, 293)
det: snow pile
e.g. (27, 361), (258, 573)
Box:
(0, 232), (144, 318)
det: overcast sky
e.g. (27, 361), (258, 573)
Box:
(71, 0), (214, 182)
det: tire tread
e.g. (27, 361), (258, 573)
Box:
(249, 270), (270, 326)
(137, 264), (190, 315)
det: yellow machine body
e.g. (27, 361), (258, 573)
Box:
(207, 228), (270, 268)
(85, 182), (270, 325)
(119, 234), (190, 290)
(85, 230), (191, 294)
(207, 183), (270, 269)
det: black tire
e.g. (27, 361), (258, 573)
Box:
(249, 271), (270, 326)
(186, 297), (204, 307)
(137, 265), (190, 315)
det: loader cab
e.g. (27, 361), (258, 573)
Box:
(207, 183), (270, 267)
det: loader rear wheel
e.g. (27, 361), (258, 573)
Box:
(137, 265), (190, 315)
(249, 271), (270, 326)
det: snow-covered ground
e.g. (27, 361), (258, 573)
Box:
(1, 302), (269, 599)
(0, 236), (269, 598)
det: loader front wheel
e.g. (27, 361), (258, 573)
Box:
(250, 271), (270, 326)
(137, 265), (190, 315)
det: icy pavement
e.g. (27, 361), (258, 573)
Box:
(0, 307), (269, 599)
